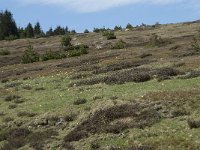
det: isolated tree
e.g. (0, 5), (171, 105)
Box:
(21, 45), (40, 64)
(0, 10), (18, 40)
(84, 29), (89, 33)
(65, 26), (69, 33)
(25, 23), (34, 38)
(34, 22), (42, 37)
(61, 35), (72, 47)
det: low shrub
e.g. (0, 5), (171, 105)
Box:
(90, 141), (100, 149)
(61, 35), (72, 47)
(1, 78), (9, 83)
(4, 95), (21, 101)
(140, 53), (152, 58)
(22, 85), (32, 90)
(5, 82), (22, 88)
(73, 98), (87, 105)
(17, 111), (37, 117)
(68, 45), (88, 57)
(188, 118), (200, 129)
(191, 36), (200, 52)
(64, 113), (77, 122)
(180, 70), (200, 79)
(41, 50), (67, 61)
(3, 117), (14, 123)
(154, 67), (180, 77)
(103, 31), (116, 40)
(147, 33), (170, 47)
(35, 87), (45, 91)
(21, 45), (40, 64)
(13, 99), (25, 104)
(111, 39), (126, 49)
(170, 108), (190, 118)
(0, 48), (10, 55)
(8, 104), (17, 109)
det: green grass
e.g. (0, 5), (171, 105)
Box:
(0, 74), (200, 149)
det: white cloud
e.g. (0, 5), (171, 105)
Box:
(17, 0), (189, 13)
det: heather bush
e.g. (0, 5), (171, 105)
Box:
(103, 31), (116, 40)
(0, 48), (10, 55)
(112, 39), (126, 49)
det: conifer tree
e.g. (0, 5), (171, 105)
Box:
(25, 23), (34, 38)
(0, 10), (18, 40)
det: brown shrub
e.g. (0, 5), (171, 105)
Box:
(64, 103), (160, 142)
(93, 59), (152, 74)
(188, 118), (200, 129)
(8, 104), (17, 109)
(4, 82), (22, 88)
(73, 98), (87, 105)
(70, 68), (152, 86)
(4, 95), (21, 102)
(1, 78), (9, 83)
(17, 111), (37, 117)
(179, 70), (200, 79)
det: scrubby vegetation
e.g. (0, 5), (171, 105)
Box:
(61, 35), (72, 47)
(102, 31), (116, 40)
(0, 48), (10, 55)
(111, 39), (126, 49)
(1, 16), (200, 150)
(21, 45), (40, 64)
(41, 50), (67, 61)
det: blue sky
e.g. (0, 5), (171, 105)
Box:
(0, 0), (200, 32)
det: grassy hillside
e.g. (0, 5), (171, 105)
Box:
(0, 21), (200, 150)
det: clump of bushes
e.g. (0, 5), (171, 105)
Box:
(90, 141), (100, 149)
(147, 33), (170, 47)
(21, 45), (40, 64)
(4, 95), (21, 101)
(73, 98), (87, 105)
(102, 31), (116, 40)
(191, 36), (200, 52)
(0, 48), (10, 55)
(188, 118), (200, 129)
(68, 44), (88, 57)
(17, 111), (37, 117)
(64, 113), (77, 122)
(61, 35), (72, 47)
(111, 39), (126, 49)
(41, 50), (67, 61)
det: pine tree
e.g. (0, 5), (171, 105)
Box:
(18, 27), (26, 39)
(46, 27), (54, 37)
(126, 23), (133, 29)
(0, 10), (18, 40)
(34, 22), (42, 37)
(25, 23), (34, 38)
(65, 26), (69, 34)
(54, 26), (65, 35)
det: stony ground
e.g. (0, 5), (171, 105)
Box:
(0, 21), (200, 150)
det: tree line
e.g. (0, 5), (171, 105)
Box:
(0, 10), (76, 40)
(0, 9), (137, 41)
